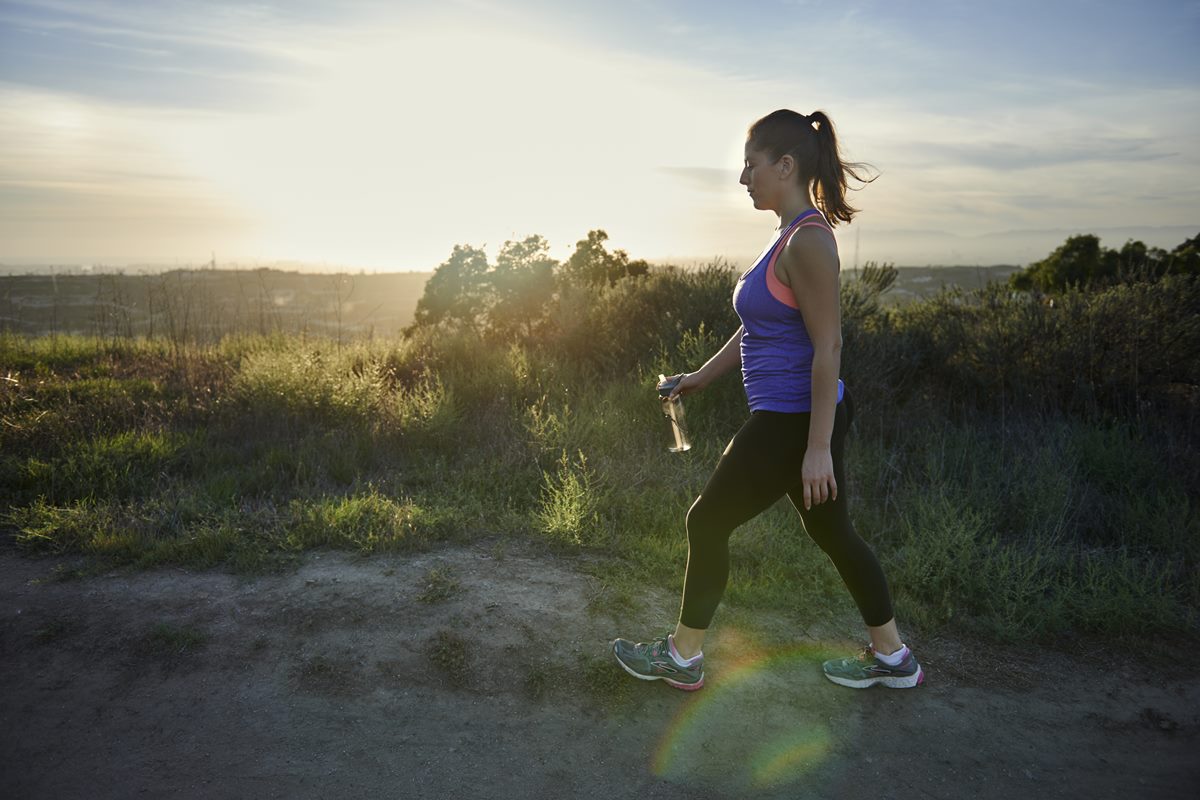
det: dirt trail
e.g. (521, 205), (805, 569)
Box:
(1, 540), (1196, 799)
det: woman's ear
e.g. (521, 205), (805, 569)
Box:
(777, 154), (794, 179)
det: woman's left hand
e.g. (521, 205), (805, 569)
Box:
(801, 447), (837, 510)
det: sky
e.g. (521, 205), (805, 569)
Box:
(1, 0), (1198, 270)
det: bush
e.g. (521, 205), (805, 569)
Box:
(888, 274), (1200, 424)
(546, 262), (739, 375)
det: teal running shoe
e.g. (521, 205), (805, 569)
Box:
(612, 633), (704, 691)
(822, 644), (925, 689)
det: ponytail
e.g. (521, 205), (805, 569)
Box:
(747, 109), (876, 226)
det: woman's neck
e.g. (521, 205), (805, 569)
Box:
(774, 187), (817, 231)
(776, 199), (817, 231)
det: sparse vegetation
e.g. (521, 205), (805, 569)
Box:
(418, 565), (462, 604)
(32, 616), (77, 644)
(578, 652), (638, 709)
(142, 622), (207, 658)
(427, 630), (470, 687)
(2, 231), (1197, 650)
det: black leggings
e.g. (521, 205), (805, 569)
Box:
(678, 389), (895, 629)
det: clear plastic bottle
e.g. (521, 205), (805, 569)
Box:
(657, 374), (691, 453)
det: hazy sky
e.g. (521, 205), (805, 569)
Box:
(2, 0), (1198, 269)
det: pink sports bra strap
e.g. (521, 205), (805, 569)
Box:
(766, 213), (835, 309)
(783, 218), (835, 247)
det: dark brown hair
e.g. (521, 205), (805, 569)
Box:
(747, 109), (875, 226)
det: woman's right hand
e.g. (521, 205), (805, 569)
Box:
(660, 326), (743, 400)
(661, 371), (706, 400)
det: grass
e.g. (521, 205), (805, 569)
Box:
(33, 616), (78, 644)
(578, 652), (638, 710)
(427, 630), (470, 687)
(142, 622), (208, 658)
(2, 321), (1197, 651)
(522, 660), (553, 701)
(418, 565), (462, 604)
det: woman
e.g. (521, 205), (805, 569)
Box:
(612, 109), (923, 691)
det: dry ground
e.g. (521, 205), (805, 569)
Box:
(1, 537), (1196, 799)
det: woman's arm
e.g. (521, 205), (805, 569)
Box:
(778, 227), (842, 508)
(667, 325), (743, 398)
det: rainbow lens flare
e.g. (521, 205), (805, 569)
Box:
(651, 633), (852, 793)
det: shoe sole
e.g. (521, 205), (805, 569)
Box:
(823, 666), (925, 689)
(612, 646), (705, 691)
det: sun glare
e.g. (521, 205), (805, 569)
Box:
(150, 21), (749, 268)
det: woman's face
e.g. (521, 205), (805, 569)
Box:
(740, 142), (784, 212)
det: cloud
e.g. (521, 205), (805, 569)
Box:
(0, 0), (353, 110)
(911, 137), (1177, 171)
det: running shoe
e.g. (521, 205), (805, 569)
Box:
(822, 644), (925, 689)
(612, 633), (704, 691)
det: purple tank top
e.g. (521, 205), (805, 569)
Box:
(732, 208), (845, 413)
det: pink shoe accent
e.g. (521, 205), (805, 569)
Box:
(666, 675), (705, 691)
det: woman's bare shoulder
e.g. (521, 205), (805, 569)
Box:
(777, 225), (840, 286)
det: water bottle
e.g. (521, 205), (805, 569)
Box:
(657, 374), (691, 453)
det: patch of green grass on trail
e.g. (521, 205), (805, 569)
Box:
(32, 617), (79, 645)
(141, 622), (207, 658)
(427, 630), (471, 687)
(417, 565), (462, 604)
(579, 652), (640, 712)
(521, 661), (552, 701)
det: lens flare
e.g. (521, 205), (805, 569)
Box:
(749, 730), (832, 788)
(651, 633), (845, 794)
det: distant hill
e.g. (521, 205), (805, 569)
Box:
(0, 269), (432, 340)
(845, 224), (1196, 268)
(861, 264), (1023, 304)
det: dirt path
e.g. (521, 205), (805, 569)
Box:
(1, 540), (1196, 799)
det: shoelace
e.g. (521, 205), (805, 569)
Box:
(639, 637), (667, 656)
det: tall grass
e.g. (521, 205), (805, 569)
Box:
(1, 269), (1197, 646)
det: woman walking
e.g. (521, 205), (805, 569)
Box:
(613, 109), (923, 691)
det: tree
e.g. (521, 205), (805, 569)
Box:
(1008, 232), (1199, 293)
(489, 235), (558, 339)
(1167, 234), (1200, 276)
(408, 229), (664, 338)
(410, 244), (490, 331)
(559, 230), (650, 287)
(1020, 234), (1106, 292)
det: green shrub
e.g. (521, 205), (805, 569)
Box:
(535, 450), (599, 547)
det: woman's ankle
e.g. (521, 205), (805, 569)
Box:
(671, 624), (706, 659)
